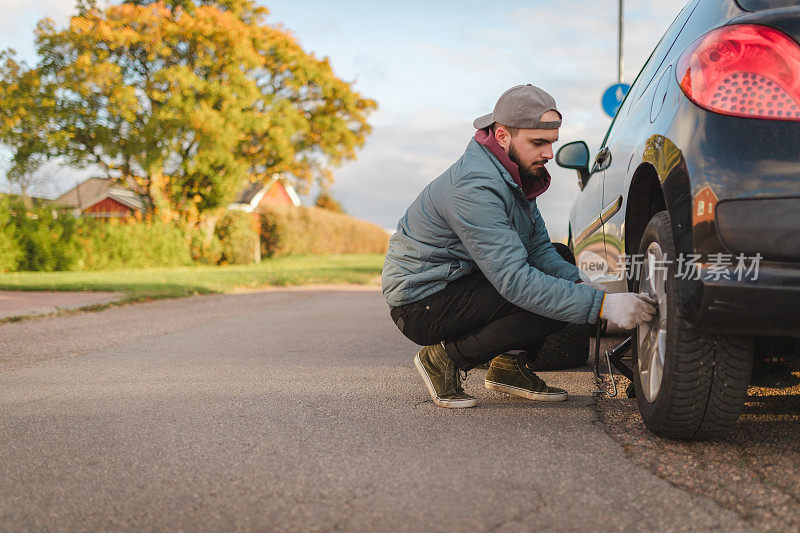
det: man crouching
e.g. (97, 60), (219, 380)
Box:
(381, 84), (656, 408)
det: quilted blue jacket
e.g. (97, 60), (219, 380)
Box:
(381, 138), (603, 324)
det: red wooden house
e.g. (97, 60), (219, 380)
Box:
(54, 177), (144, 219)
(55, 175), (300, 219)
(228, 177), (301, 212)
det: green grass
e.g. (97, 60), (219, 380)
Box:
(0, 254), (385, 302)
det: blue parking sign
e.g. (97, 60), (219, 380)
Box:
(602, 83), (631, 118)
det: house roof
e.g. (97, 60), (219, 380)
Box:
(230, 178), (301, 211)
(54, 177), (110, 208)
(234, 182), (263, 204)
(105, 189), (144, 211)
(54, 177), (143, 211)
(284, 183), (302, 207)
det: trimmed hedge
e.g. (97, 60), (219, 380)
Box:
(259, 205), (389, 257)
(189, 227), (223, 265)
(216, 211), (260, 265)
(77, 219), (193, 270)
(4, 201), (81, 271)
(0, 200), (22, 272)
(0, 198), (194, 271)
(1, 196), (386, 271)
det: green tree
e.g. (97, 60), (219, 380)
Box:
(0, 52), (59, 207)
(0, 0), (375, 233)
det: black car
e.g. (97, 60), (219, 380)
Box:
(556, 0), (800, 440)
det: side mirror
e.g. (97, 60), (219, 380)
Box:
(556, 141), (590, 191)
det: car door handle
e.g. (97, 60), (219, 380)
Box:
(595, 147), (611, 170)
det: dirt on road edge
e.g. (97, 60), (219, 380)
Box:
(592, 337), (800, 532)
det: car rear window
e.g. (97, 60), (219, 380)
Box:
(736, 0), (800, 11)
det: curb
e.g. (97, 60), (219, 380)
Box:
(0, 294), (125, 323)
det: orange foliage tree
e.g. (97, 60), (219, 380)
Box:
(0, 0), (376, 229)
(314, 190), (345, 214)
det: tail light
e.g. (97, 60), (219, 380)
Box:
(677, 24), (800, 121)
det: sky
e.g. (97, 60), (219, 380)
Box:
(0, 0), (689, 238)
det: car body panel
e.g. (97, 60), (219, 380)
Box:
(569, 165), (605, 280)
(566, 0), (800, 336)
(731, 5), (800, 39)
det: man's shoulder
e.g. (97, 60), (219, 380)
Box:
(452, 139), (507, 186)
(460, 138), (500, 173)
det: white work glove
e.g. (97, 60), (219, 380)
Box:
(600, 293), (657, 330)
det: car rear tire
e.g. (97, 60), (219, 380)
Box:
(633, 211), (753, 440)
(528, 323), (590, 371)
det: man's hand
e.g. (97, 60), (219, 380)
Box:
(600, 293), (657, 330)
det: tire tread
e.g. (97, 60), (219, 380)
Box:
(633, 211), (753, 441)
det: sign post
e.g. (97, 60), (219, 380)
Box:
(601, 0), (629, 118)
(618, 0), (624, 83)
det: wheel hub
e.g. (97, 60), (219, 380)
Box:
(638, 242), (668, 403)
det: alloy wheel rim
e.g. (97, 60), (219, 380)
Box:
(638, 241), (668, 403)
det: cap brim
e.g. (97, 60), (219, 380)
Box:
(472, 113), (494, 130)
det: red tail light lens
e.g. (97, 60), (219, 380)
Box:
(677, 24), (800, 121)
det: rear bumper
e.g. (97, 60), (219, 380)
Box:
(716, 197), (800, 262)
(682, 261), (800, 336)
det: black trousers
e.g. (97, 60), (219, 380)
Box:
(390, 243), (575, 371)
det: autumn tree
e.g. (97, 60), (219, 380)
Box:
(314, 190), (345, 214)
(0, 0), (375, 231)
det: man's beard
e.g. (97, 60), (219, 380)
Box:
(508, 143), (549, 183)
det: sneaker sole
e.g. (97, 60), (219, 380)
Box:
(485, 380), (568, 402)
(414, 353), (477, 409)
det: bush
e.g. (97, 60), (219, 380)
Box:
(216, 210), (259, 264)
(0, 197), (384, 271)
(12, 205), (81, 271)
(0, 199), (22, 272)
(189, 226), (222, 265)
(259, 205), (389, 257)
(76, 218), (193, 270)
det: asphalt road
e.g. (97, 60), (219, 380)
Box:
(0, 289), (749, 531)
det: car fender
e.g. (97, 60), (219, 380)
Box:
(619, 134), (693, 292)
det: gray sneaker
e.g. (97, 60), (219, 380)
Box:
(413, 343), (477, 408)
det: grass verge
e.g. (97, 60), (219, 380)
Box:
(0, 254), (385, 303)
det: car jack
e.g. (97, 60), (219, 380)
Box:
(593, 321), (636, 398)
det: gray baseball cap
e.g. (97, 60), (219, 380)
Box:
(473, 84), (562, 130)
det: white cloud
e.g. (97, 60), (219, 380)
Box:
(328, 112), (473, 229)
(0, 0), (76, 62)
(326, 0), (687, 238)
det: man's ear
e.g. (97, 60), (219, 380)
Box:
(494, 125), (511, 152)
